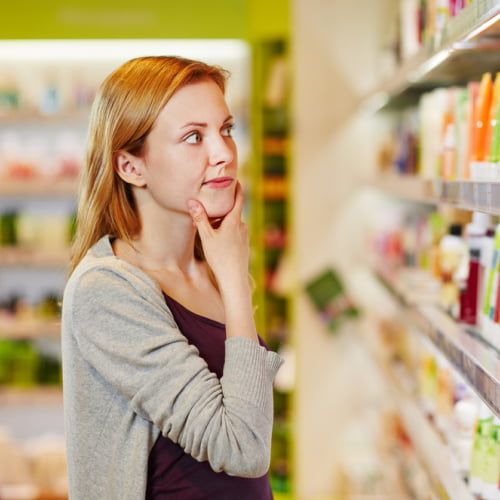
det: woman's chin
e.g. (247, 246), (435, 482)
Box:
(207, 209), (229, 220)
(205, 201), (234, 220)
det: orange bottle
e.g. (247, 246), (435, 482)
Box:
(465, 81), (479, 180)
(473, 73), (493, 163)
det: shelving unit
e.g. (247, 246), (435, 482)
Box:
(252, 38), (293, 498)
(362, 1), (500, 422)
(0, 246), (69, 267)
(0, 178), (78, 197)
(363, 322), (474, 500)
(376, 265), (500, 418)
(353, 4), (500, 497)
(364, 0), (500, 111)
(0, 318), (60, 339)
(0, 110), (89, 125)
(371, 175), (500, 216)
(0, 386), (62, 405)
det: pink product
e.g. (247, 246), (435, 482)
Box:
(460, 252), (480, 324)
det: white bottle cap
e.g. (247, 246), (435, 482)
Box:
(467, 212), (492, 236)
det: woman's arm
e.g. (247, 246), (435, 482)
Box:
(188, 181), (259, 344)
(68, 266), (283, 478)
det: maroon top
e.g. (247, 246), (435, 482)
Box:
(145, 292), (274, 500)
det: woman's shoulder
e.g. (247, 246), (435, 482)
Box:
(65, 235), (162, 305)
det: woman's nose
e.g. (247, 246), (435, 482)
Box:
(209, 135), (234, 167)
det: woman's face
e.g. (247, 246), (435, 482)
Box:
(141, 78), (238, 219)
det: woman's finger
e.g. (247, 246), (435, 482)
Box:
(187, 200), (213, 240)
(225, 181), (244, 224)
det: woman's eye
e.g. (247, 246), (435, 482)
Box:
(222, 124), (235, 137)
(185, 132), (202, 144)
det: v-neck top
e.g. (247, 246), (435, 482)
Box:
(145, 291), (274, 500)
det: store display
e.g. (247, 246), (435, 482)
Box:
(252, 39), (294, 497)
(0, 0), (498, 497)
(378, 71), (500, 181)
(0, 427), (67, 500)
(304, 268), (359, 332)
(370, 205), (500, 347)
(398, 0), (475, 59)
(364, 287), (499, 498)
(0, 71), (97, 118)
(0, 129), (84, 181)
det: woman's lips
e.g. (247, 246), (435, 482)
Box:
(203, 178), (234, 189)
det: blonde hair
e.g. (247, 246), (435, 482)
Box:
(69, 56), (229, 283)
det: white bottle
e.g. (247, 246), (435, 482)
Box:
(452, 394), (478, 480)
(439, 224), (469, 318)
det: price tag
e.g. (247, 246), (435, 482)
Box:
(473, 182), (479, 208)
(485, 183), (492, 211)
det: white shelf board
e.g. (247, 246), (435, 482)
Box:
(371, 175), (500, 216)
(363, 0), (500, 111)
(0, 178), (78, 197)
(0, 247), (70, 267)
(377, 265), (500, 417)
(363, 323), (473, 500)
(0, 386), (62, 406)
(0, 109), (89, 125)
(0, 318), (61, 339)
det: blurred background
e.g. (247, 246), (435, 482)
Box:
(1, 1), (500, 499)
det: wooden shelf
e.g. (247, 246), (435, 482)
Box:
(363, 0), (500, 111)
(0, 318), (60, 339)
(0, 109), (89, 125)
(363, 323), (474, 500)
(371, 175), (500, 216)
(377, 265), (500, 417)
(0, 386), (62, 406)
(0, 177), (78, 197)
(0, 247), (69, 267)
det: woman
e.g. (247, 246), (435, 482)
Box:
(61, 56), (284, 500)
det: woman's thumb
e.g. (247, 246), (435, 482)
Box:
(187, 200), (211, 238)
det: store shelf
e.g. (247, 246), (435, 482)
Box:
(0, 246), (70, 267)
(0, 109), (89, 125)
(363, 0), (500, 110)
(371, 175), (500, 216)
(0, 177), (78, 197)
(0, 386), (62, 406)
(377, 265), (500, 417)
(0, 318), (60, 339)
(363, 325), (473, 500)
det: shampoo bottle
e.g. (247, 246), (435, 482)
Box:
(460, 212), (491, 325)
(481, 225), (500, 345)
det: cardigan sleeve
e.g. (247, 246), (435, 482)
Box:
(70, 265), (284, 478)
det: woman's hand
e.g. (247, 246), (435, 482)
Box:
(187, 181), (249, 293)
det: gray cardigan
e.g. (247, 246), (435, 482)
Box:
(61, 235), (284, 499)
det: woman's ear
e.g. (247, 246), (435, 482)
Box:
(115, 150), (147, 187)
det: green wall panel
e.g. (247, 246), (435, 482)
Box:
(0, 0), (249, 39)
(0, 0), (288, 40)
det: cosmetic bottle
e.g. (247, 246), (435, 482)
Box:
(441, 90), (457, 179)
(481, 415), (500, 500)
(469, 401), (493, 497)
(471, 73), (493, 180)
(451, 390), (478, 480)
(460, 212), (491, 325)
(481, 225), (500, 345)
(465, 81), (479, 180)
(439, 224), (468, 318)
(455, 88), (469, 180)
(488, 74), (500, 181)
